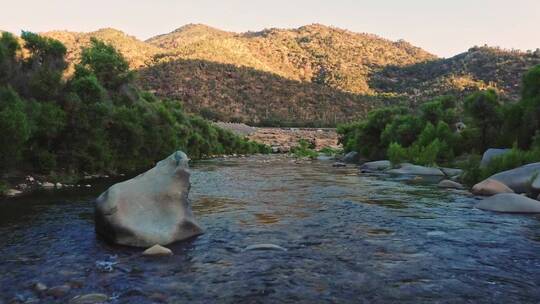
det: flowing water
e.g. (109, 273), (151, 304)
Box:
(1, 155), (540, 303)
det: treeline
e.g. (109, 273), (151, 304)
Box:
(338, 65), (540, 184)
(0, 32), (269, 180)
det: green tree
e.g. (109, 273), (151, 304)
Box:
(464, 89), (502, 152)
(0, 87), (30, 169)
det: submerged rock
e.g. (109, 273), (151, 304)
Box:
(69, 293), (108, 304)
(472, 179), (514, 196)
(438, 180), (464, 189)
(244, 244), (287, 251)
(359, 160), (391, 172)
(332, 162), (346, 167)
(480, 148), (511, 167)
(489, 162), (540, 193)
(142, 244), (173, 256)
(475, 193), (540, 213)
(387, 163), (444, 176)
(95, 151), (203, 247)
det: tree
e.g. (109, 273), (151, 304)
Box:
(80, 38), (134, 92)
(0, 86), (30, 169)
(464, 89), (502, 152)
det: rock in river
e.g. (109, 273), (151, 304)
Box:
(438, 179), (464, 189)
(95, 151), (203, 247)
(387, 163), (444, 176)
(489, 162), (540, 193)
(359, 160), (391, 172)
(480, 148), (511, 167)
(142, 244), (173, 256)
(475, 193), (540, 213)
(472, 179), (514, 196)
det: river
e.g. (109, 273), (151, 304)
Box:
(1, 155), (540, 303)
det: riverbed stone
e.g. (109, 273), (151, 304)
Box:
(472, 179), (514, 196)
(438, 180), (464, 189)
(95, 151), (203, 247)
(332, 162), (346, 167)
(69, 293), (108, 304)
(6, 189), (22, 197)
(489, 162), (540, 193)
(475, 193), (540, 213)
(244, 244), (287, 251)
(480, 148), (511, 167)
(142, 244), (173, 256)
(359, 160), (391, 172)
(387, 163), (445, 176)
(47, 285), (71, 298)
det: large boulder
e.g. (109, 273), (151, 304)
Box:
(95, 151), (203, 247)
(489, 162), (540, 193)
(480, 148), (511, 167)
(475, 193), (540, 213)
(359, 160), (391, 172)
(472, 179), (514, 196)
(386, 163), (445, 176)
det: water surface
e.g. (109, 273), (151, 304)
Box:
(1, 155), (539, 303)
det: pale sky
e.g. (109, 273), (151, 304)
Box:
(1, 0), (539, 57)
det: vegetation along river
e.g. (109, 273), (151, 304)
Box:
(1, 155), (540, 303)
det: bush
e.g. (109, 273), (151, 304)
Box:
(292, 139), (319, 159)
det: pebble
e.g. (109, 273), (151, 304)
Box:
(33, 282), (47, 292)
(69, 293), (108, 304)
(244, 244), (287, 251)
(142, 244), (173, 256)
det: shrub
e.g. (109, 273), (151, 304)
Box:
(292, 139), (319, 159)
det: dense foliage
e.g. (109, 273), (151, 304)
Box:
(0, 32), (268, 180)
(339, 65), (540, 182)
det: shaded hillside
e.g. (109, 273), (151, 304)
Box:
(371, 46), (540, 100)
(138, 58), (399, 126)
(147, 24), (436, 94)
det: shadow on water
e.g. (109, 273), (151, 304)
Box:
(1, 155), (540, 303)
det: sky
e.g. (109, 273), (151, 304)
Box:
(1, 0), (539, 57)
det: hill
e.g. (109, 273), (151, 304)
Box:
(371, 46), (540, 100)
(35, 24), (540, 125)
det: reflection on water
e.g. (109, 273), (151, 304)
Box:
(0, 155), (540, 303)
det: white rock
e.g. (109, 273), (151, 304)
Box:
(95, 151), (203, 247)
(42, 182), (55, 188)
(6, 189), (22, 197)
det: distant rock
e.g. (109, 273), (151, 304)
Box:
(332, 162), (346, 167)
(489, 162), (540, 193)
(342, 151), (360, 164)
(475, 193), (540, 213)
(244, 244), (287, 251)
(6, 189), (22, 197)
(472, 179), (514, 196)
(387, 163), (444, 176)
(42, 182), (55, 188)
(440, 167), (463, 178)
(360, 160), (391, 172)
(480, 148), (511, 167)
(95, 151), (203, 247)
(142, 244), (173, 256)
(438, 180), (464, 189)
